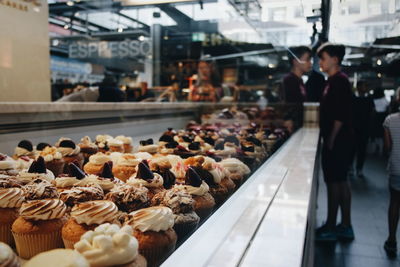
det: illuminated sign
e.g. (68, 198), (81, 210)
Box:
(68, 40), (152, 59)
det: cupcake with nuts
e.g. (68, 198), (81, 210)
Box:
(61, 200), (119, 249)
(12, 199), (67, 259)
(22, 179), (59, 201)
(127, 161), (164, 200)
(151, 187), (200, 241)
(105, 184), (150, 213)
(59, 184), (104, 209)
(125, 206), (177, 267)
(112, 154), (140, 183)
(74, 223), (147, 267)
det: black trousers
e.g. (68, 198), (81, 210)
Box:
(352, 133), (369, 170)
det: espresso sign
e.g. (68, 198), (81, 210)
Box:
(68, 40), (151, 59)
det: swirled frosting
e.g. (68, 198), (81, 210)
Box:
(17, 169), (55, 184)
(126, 206), (174, 232)
(20, 199), (66, 221)
(15, 157), (33, 170)
(88, 153), (111, 165)
(71, 200), (118, 225)
(75, 223), (139, 267)
(14, 147), (34, 157)
(138, 144), (158, 154)
(60, 185), (104, 206)
(220, 158), (251, 175)
(0, 188), (24, 208)
(0, 155), (17, 170)
(105, 184), (148, 208)
(151, 188), (194, 214)
(58, 146), (81, 157)
(55, 177), (85, 188)
(133, 152), (152, 160)
(115, 135), (133, 145)
(175, 181), (210, 196)
(107, 138), (123, 147)
(127, 173), (163, 188)
(116, 154), (139, 167)
(23, 179), (59, 200)
(82, 175), (115, 191)
(38, 147), (62, 162)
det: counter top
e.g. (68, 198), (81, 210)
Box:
(162, 127), (320, 267)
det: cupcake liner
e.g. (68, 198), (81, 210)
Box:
(173, 220), (199, 242)
(0, 222), (15, 247)
(62, 237), (75, 249)
(139, 241), (176, 267)
(195, 207), (214, 222)
(13, 230), (64, 259)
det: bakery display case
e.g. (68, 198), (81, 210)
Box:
(0, 102), (319, 267)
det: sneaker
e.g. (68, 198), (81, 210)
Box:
(384, 240), (397, 258)
(335, 224), (355, 241)
(315, 225), (337, 242)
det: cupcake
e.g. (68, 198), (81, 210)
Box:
(166, 155), (186, 183)
(0, 185), (24, 246)
(24, 249), (89, 267)
(61, 200), (119, 249)
(127, 161), (164, 200)
(16, 156), (55, 185)
(23, 179), (59, 201)
(175, 167), (215, 221)
(54, 163), (87, 191)
(173, 145), (195, 159)
(125, 206), (177, 267)
(74, 223), (147, 267)
(12, 199), (67, 259)
(95, 135), (112, 153)
(0, 153), (18, 176)
(83, 153), (111, 176)
(37, 146), (65, 177)
(105, 184), (149, 213)
(219, 158), (251, 187)
(0, 242), (21, 267)
(13, 140), (35, 160)
(57, 139), (84, 172)
(78, 136), (98, 164)
(60, 184), (104, 208)
(266, 133), (278, 153)
(116, 135), (134, 153)
(107, 138), (124, 153)
(133, 152), (153, 161)
(112, 154), (140, 183)
(149, 157), (176, 189)
(82, 163), (118, 193)
(151, 187), (199, 241)
(138, 139), (158, 155)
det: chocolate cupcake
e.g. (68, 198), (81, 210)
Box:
(78, 136), (98, 164)
(56, 139), (84, 172)
(105, 184), (150, 213)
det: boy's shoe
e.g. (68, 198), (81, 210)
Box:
(335, 224), (355, 241)
(384, 240), (397, 258)
(315, 225), (337, 242)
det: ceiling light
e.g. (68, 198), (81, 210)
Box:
(377, 59), (382, 66)
(117, 27), (123, 33)
(66, 1), (74, 6)
(377, 73), (382, 78)
(64, 24), (70, 29)
(138, 35), (145, 41)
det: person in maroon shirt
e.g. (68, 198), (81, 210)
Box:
(315, 43), (355, 242)
(282, 46), (312, 103)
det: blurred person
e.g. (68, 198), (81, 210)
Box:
(371, 88), (389, 155)
(351, 81), (375, 177)
(383, 88), (400, 257)
(136, 82), (155, 102)
(189, 61), (222, 102)
(306, 69), (326, 102)
(315, 43), (355, 242)
(97, 75), (126, 102)
(282, 46), (312, 103)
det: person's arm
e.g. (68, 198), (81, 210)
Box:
(328, 120), (343, 150)
(383, 127), (392, 158)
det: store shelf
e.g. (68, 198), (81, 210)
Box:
(162, 127), (320, 267)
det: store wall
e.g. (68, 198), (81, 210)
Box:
(0, 0), (50, 102)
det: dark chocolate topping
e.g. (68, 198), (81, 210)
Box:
(182, 136), (192, 143)
(242, 145), (255, 152)
(185, 167), (202, 187)
(203, 137), (215, 146)
(193, 166), (216, 186)
(214, 142), (224, 150)
(0, 154), (6, 161)
(67, 162), (86, 180)
(188, 142), (201, 151)
(159, 134), (174, 143)
(158, 169), (176, 189)
(36, 143), (51, 151)
(136, 161), (154, 181)
(28, 156), (47, 174)
(246, 136), (262, 146)
(18, 140), (33, 151)
(225, 135), (240, 146)
(59, 140), (76, 149)
(165, 141), (179, 149)
(140, 138), (154, 146)
(100, 162), (114, 179)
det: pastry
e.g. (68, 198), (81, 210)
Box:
(138, 139), (158, 155)
(116, 135), (133, 153)
(78, 136), (98, 164)
(23, 179), (59, 200)
(0, 153), (18, 176)
(13, 140), (35, 160)
(112, 154), (140, 183)
(175, 167), (215, 221)
(127, 161), (164, 200)
(54, 163), (87, 191)
(24, 249), (89, 267)
(105, 184), (149, 213)
(219, 158), (251, 187)
(37, 146), (65, 176)
(0, 242), (21, 267)
(83, 153), (111, 176)
(0, 185), (24, 246)
(95, 135), (112, 153)
(125, 206), (177, 267)
(82, 163), (118, 193)
(12, 199), (67, 259)
(107, 138), (124, 153)
(57, 139), (84, 172)
(60, 184), (104, 207)
(16, 156), (55, 184)
(74, 223), (147, 267)
(148, 156), (176, 189)
(151, 187), (199, 241)
(61, 200), (119, 249)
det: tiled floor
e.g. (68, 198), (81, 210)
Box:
(314, 154), (400, 267)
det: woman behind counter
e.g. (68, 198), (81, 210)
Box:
(189, 61), (223, 102)
(315, 43), (355, 242)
